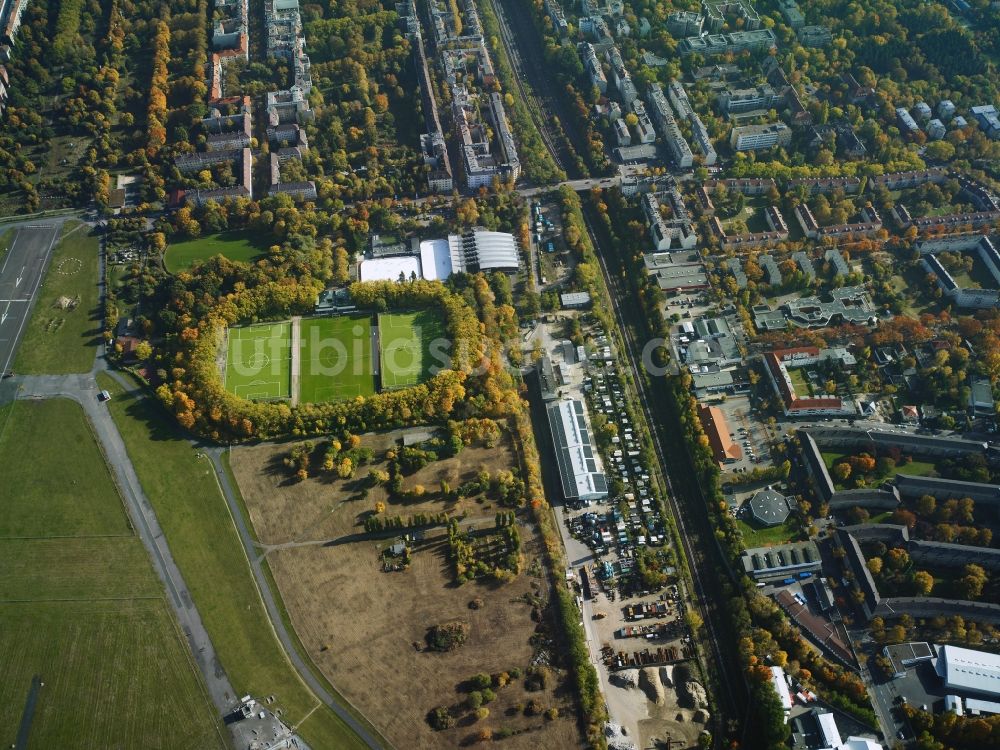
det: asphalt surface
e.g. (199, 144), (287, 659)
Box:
(0, 223), (61, 375)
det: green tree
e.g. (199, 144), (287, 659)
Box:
(913, 570), (934, 596)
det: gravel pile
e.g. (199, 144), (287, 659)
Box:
(659, 665), (674, 687)
(609, 669), (640, 689)
(681, 680), (709, 709)
(604, 723), (638, 750)
(639, 667), (666, 706)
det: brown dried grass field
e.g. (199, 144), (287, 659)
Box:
(231, 433), (585, 749)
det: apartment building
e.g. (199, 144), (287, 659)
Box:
(730, 122), (791, 151)
(581, 42), (607, 93)
(717, 84), (781, 115)
(607, 46), (637, 105)
(631, 99), (656, 144)
(647, 83), (693, 168)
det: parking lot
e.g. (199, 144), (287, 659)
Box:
(528, 198), (574, 291)
(528, 315), (695, 673)
(712, 393), (775, 473)
(870, 660), (945, 742)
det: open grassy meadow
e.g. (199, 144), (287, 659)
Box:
(0, 399), (224, 749)
(230, 433), (582, 750)
(736, 518), (796, 548)
(0, 398), (130, 537)
(95, 373), (375, 750)
(299, 315), (376, 403)
(163, 230), (266, 273)
(14, 222), (101, 374)
(224, 321), (292, 400)
(378, 310), (446, 389)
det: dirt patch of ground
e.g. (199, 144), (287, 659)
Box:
(605, 663), (709, 749)
(231, 434), (584, 749)
(239, 433), (514, 545)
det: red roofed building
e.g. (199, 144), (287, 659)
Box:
(698, 404), (743, 465)
(763, 347), (856, 417)
(116, 335), (142, 361)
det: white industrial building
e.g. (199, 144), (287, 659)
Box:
(936, 645), (1000, 698)
(358, 230), (519, 282)
(814, 710), (884, 750)
(359, 255), (423, 282)
(770, 666), (793, 722)
(546, 398), (609, 502)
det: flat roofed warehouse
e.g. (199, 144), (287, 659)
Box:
(741, 540), (821, 579)
(546, 398), (609, 501)
(936, 645), (1000, 698)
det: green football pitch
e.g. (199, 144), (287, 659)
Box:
(299, 315), (376, 403)
(225, 322), (292, 400)
(377, 311), (445, 390)
(163, 231), (265, 273)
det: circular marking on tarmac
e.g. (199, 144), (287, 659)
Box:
(56, 258), (83, 275)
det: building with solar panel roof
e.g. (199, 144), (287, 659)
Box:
(546, 399), (609, 502)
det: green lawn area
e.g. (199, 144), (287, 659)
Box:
(745, 207), (769, 234)
(950, 253), (999, 291)
(787, 367), (812, 397)
(822, 449), (937, 490)
(299, 315), (376, 403)
(377, 310), (445, 389)
(14, 222), (101, 374)
(736, 518), (796, 548)
(96, 372), (374, 750)
(822, 451), (844, 472)
(0, 399), (224, 749)
(225, 321), (292, 400)
(0, 398), (130, 537)
(164, 230), (266, 273)
(894, 458), (937, 477)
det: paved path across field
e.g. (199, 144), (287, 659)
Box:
(8, 369), (241, 719)
(0, 221), (387, 749)
(290, 315), (301, 406)
(204, 443), (387, 749)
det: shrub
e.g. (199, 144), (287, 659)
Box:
(471, 672), (492, 690)
(524, 699), (543, 716)
(524, 665), (552, 691)
(427, 706), (454, 730)
(467, 691), (483, 710)
(426, 621), (470, 652)
(545, 707), (559, 720)
(475, 707), (490, 721)
(481, 688), (496, 704)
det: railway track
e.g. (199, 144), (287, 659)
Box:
(580, 206), (746, 733)
(484, 0), (570, 174)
